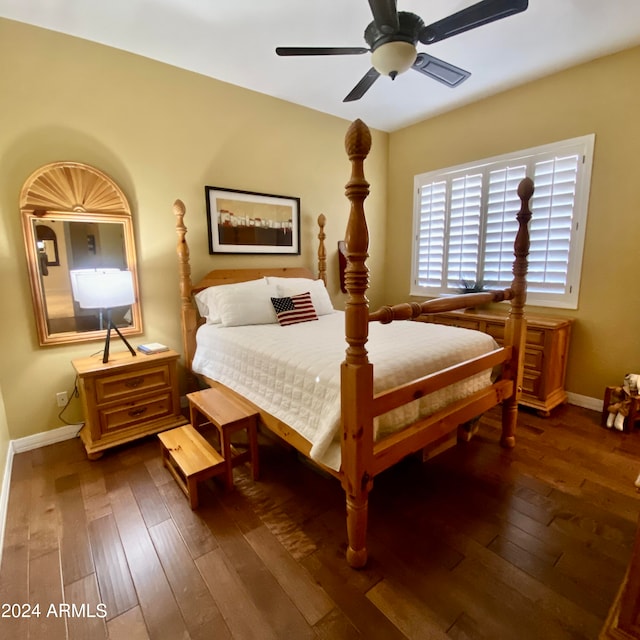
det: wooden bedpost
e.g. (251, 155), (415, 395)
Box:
(174, 199), (198, 390)
(341, 119), (374, 568)
(317, 213), (327, 285)
(501, 178), (533, 448)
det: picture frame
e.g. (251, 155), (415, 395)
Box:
(205, 186), (301, 255)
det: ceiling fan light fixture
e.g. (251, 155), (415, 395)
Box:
(371, 41), (417, 78)
(276, 1), (529, 101)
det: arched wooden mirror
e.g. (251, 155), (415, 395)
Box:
(21, 161), (143, 346)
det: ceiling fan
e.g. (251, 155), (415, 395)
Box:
(276, 0), (528, 102)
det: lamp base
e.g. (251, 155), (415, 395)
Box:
(103, 309), (137, 363)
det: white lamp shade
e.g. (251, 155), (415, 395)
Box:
(371, 41), (417, 77)
(72, 269), (135, 309)
(69, 268), (120, 302)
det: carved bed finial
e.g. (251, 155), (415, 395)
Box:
(345, 119), (372, 159)
(517, 176), (534, 201)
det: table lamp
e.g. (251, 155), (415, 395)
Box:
(71, 269), (137, 363)
(70, 268), (121, 329)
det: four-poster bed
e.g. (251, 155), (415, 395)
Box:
(174, 118), (533, 568)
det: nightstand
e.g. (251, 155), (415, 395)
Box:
(72, 349), (187, 459)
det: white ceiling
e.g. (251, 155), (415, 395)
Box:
(2, 0), (640, 132)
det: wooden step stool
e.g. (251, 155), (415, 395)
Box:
(187, 386), (260, 489)
(158, 424), (225, 508)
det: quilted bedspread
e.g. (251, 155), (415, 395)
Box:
(192, 312), (498, 471)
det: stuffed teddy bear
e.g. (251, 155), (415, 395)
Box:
(606, 386), (630, 431)
(606, 373), (640, 431)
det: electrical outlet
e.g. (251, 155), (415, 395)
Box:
(56, 391), (68, 408)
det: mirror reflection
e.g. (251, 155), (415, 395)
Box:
(35, 220), (131, 334)
(21, 161), (142, 346)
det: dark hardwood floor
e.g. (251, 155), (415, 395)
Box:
(1, 403), (639, 639)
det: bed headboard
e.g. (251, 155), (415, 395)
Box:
(173, 199), (328, 383)
(191, 267), (316, 294)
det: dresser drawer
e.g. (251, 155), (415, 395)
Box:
(95, 364), (171, 404)
(526, 327), (546, 347)
(524, 348), (544, 372)
(454, 319), (482, 331)
(485, 322), (546, 348)
(486, 322), (505, 341)
(98, 392), (174, 433)
(522, 370), (541, 397)
(434, 317), (481, 331)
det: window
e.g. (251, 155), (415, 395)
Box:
(411, 135), (594, 309)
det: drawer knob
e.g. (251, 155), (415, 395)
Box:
(128, 406), (148, 417)
(124, 377), (144, 388)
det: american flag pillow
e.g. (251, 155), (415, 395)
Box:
(271, 292), (318, 326)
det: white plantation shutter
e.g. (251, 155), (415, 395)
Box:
(446, 174), (482, 287)
(411, 134), (594, 309)
(484, 165), (527, 287)
(415, 181), (446, 288)
(528, 154), (579, 294)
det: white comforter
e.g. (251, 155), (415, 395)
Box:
(192, 312), (497, 471)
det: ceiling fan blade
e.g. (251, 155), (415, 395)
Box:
(367, 0), (399, 34)
(343, 68), (380, 102)
(419, 0), (528, 45)
(412, 53), (471, 87)
(276, 47), (369, 56)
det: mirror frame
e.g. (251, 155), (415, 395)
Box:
(20, 161), (143, 346)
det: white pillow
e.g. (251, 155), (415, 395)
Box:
(217, 282), (279, 327)
(268, 277), (334, 316)
(194, 278), (267, 324)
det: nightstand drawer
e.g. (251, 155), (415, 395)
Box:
(95, 365), (171, 404)
(99, 392), (174, 433)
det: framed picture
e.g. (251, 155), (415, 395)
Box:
(205, 186), (300, 255)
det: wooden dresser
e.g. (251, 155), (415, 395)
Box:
(72, 349), (187, 459)
(419, 309), (574, 416)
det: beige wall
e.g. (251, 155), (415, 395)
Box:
(386, 46), (640, 400)
(0, 18), (388, 440)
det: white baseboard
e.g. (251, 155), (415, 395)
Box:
(0, 441), (15, 570)
(566, 392), (603, 413)
(11, 423), (82, 454)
